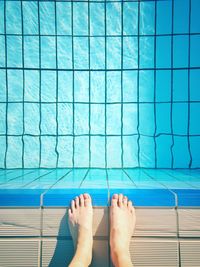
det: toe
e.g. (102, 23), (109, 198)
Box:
(113, 194), (118, 199)
(111, 194), (118, 207)
(75, 196), (79, 208)
(123, 196), (128, 207)
(83, 193), (90, 199)
(118, 194), (123, 207)
(79, 194), (84, 206)
(71, 199), (75, 212)
(128, 200), (133, 211)
(83, 193), (92, 207)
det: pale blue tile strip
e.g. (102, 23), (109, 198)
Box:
(0, 169), (199, 207)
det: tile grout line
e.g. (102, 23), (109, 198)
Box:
(39, 202), (43, 267)
(78, 168), (90, 188)
(170, 0), (174, 170)
(142, 169), (180, 266)
(2, 32), (200, 37)
(21, 169), (56, 189)
(121, 0), (124, 169)
(38, 2), (42, 254)
(1, 100), (200, 104)
(71, 1), (75, 168)
(39, 169), (73, 207)
(0, 0), (196, 4)
(20, 0), (25, 169)
(38, 0), (42, 169)
(1, 66), (200, 71)
(187, 0), (192, 169)
(1, 133), (200, 137)
(160, 169), (198, 189)
(39, 169), (72, 267)
(104, 0), (107, 171)
(88, 0), (91, 168)
(171, 1), (180, 265)
(123, 169), (138, 188)
(154, 0), (157, 169)
(136, 0), (140, 168)
(0, 169), (37, 186)
(3, 0), (8, 169)
(106, 168), (111, 267)
(38, 0), (44, 253)
(55, 1), (59, 168)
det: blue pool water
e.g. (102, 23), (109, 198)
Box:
(0, 0), (200, 207)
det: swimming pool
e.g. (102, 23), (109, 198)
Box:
(0, 1), (200, 266)
(0, 0), (200, 170)
(0, 0), (200, 207)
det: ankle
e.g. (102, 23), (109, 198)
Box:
(73, 246), (92, 267)
(76, 237), (93, 266)
(111, 249), (132, 267)
(110, 234), (130, 257)
(110, 242), (129, 264)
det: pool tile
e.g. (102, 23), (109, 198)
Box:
(0, 240), (39, 267)
(144, 169), (194, 189)
(0, 169), (37, 185)
(172, 189), (200, 207)
(134, 208), (177, 237)
(43, 188), (109, 207)
(178, 208), (200, 237)
(0, 189), (44, 207)
(107, 169), (136, 188)
(51, 169), (87, 189)
(42, 240), (73, 267)
(23, 169), (71, 189)
(0, 169), (52, 189)
(173, 169), (200, 188)
(129, 238), (178, 267)
(80, 169), (108, 188)
(0, 208), (40, 236)
(42, 239), (109, 267)
(124, 169), (164, 189)
(180, 241), (200, 266)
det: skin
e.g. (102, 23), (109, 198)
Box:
(68, 193), (136, 267)
(110, 193), (135, 267)
(68, 193), (93, 267)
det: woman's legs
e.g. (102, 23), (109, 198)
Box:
(109, 194), (136, 267)
(68, 194), (93, 267)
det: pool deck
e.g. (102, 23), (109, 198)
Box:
(0, 168), (200, 266)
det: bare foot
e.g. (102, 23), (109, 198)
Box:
(68, 193), (93, 266)
(110, 194), (136, 267)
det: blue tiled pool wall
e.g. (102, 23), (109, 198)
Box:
(0, 0), (200, 169)
(0, 168), (200, 207)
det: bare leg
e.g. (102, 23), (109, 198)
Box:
(68, 193), (93, 267)
(110, 194), (136, 267)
